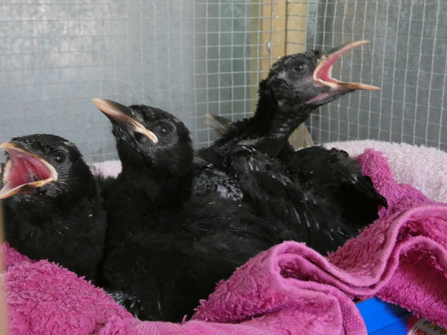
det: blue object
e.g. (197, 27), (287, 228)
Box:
(357, 298), (411, 334)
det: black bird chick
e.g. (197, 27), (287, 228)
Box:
(194, 40), (387, 252)
(93, 99), (279, 322)
(0, 134), (106, 283)
(196, 40), (379, 169)
(193, 41), (379, 201)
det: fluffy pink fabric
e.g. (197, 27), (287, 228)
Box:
(3, 146), (447, 334)
(3, 246), (132, 335)
(91, 160), (122, 178)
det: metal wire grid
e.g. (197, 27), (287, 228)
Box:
(188, 1), (270, 147)
(296, 0), (447, 150)
(4, 1), (442, 163)
(0, 1), (276, 163)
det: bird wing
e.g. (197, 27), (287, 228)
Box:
(229, 147), (356, 254)
(286, 146), (387, 227)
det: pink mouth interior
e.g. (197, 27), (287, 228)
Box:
(5, 150), (52, 189)
(314, 51), (345, 83)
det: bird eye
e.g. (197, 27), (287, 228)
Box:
(53, 151), (66, 163)
(294, 63), (306, 72)
(155, 123), (171, 136)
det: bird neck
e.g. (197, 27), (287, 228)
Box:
(50, 171), (100, 212)
(268, 101), (314, 141)
(251, 88), (280, 136)
(120, 163), (193, 209)
(251, 88), (315, 157)
(221, 82), (278, 142)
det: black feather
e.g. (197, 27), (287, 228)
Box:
(0, 134), (106, 283)
(194, 43), (387, 254)
(94, 100), (279, 321)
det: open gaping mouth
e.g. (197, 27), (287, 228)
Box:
(0, 142), (57, 199)
(307, 40), (379, 104)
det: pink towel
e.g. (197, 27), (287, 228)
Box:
(3, 246), (132, 335)
(4, 147), (447, 335)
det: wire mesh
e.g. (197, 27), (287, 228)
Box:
(0, 0), (278, 163)
(291, 0), (447, 150)
(2, 1), (445, 164)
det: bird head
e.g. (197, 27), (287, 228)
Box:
(92, 99), (194, 177)
(0, 134), (93, 202)
(261, 40), (379, 109)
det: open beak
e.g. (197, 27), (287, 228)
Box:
(0, 142), (58, 199)
(92, 98), (158, 144)
(313, 40), (380, 91)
